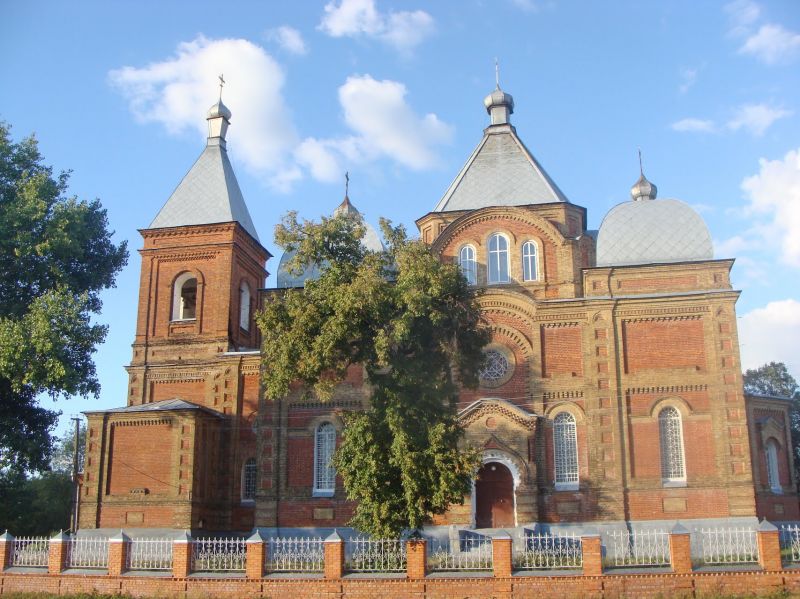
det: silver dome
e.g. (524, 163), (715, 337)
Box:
(596, 197), (713, 267)
(483, 88), (514, 113)
(207, 100), (232, 120)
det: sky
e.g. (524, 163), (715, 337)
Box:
(2, 0), (799, 436)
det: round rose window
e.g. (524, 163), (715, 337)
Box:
(480, 350), (509, 382)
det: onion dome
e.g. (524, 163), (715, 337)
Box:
(631, 172), (657, 201)
(483, 86), (514, 126)
(207, 99), (232, 121)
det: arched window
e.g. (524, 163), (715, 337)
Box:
(172, 272), (198, 321)
(458, 245), (477, 286)
(553, 412), (578, 489)
(239, 281), (251, 331)
(487, 233), (510, 284)
(242, 458), (257, 502)
(314, 422), (336, 496)
(659, 407), (686, 484)
(766, 439), (782, 494)
(521, 241), (539, 282)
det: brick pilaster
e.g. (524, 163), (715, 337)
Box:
(172, 531), (192, 578)
(48, 531), (69, 574)
(324, 531), (344, 579)
(246, 530), (266, 579)
(669, 524), (693, 574)
(492, 532), (513, 578)
(406, 538), (427, 579)
(0, 531), (12, 572)
(581, 533), (603, 577)
(757, 520), (782, 571)
(108, 532), (129, 576)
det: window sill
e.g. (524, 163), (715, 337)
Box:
(662, 480), (687, 488)
(770, 488), (784, 495)
(240, 499), (255, 506)
(554, 483), (579, 492)
(170, 318), (197, 323)
(312, 490), (335, 498)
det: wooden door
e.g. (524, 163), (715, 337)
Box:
(475, 462), (514, 528)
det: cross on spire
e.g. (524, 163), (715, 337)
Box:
(638, 148), (644, 176)
(495, 58), (500, 89)
(218, 74), (225, 101)
(345, 171), (350, 197)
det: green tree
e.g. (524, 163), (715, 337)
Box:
(258, 212), (490, 537)
(0, 122), (128, 477)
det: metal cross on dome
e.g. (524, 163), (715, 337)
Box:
(218, 74), (225, 100)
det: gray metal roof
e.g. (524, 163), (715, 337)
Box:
(596, 197), (713, 267)
(83, 398), (224, 416)
(433, 119), (569, 212)
(149, 137), (259, 241)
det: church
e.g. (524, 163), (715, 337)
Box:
(78, 82), (798, 534)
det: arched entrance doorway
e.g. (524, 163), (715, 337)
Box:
(475, 461), (515, 528)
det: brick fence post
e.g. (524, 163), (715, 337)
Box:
(172, 531), (192, 578)
(406, 537), (427, 579)
(581, 532), (603, 577)
(0, 531), (12, 572)
(108, 531), (129, 576)
(669, 523), (693, 574)
(246, 529), (266, 579)
(48, 531), (70, 574)
(757, 520), (782, 571)
(324, 530), (344, 580)
(492, 532), (513, 578)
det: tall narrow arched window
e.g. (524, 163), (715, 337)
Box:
(553, 412), (578, 489)
(458, 245), (477, 285)
(314, 423), (336, 496)
(521, 241), (539, 282)
(239, 281), (251, 331)
(242, 458), (257, 502)
(487, 233), (510, 284)
(172, 272), (198, 321)
(659, 407), (686, 485)
(766, 439), (782, 493)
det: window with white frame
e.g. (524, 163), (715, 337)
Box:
(487, 233), (509, 284)
(172, 272), (198, 321)
(314, 422), (336, 496)
(242, 458), (257, 502)
(553, 412), (578, 489)
(239, 281), (251, 331)
(521, 241), (539, 282)
(659, 407), (686, 484)
(458, 245), (477, 285)
(766, 439), (782, 493)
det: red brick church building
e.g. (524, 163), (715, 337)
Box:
(78, 84), (798, 534)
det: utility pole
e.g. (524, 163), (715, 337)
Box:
(70, 416), (81, 532)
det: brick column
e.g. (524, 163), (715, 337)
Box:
(324, 530), (344, 580)
(757, 520), (782, 571)
(581, 533), (603, 577)
(108, 531), (129, 576)
(246, 530), (266, 579)
(492, 532), (513, 578)
(406, 538), (427, 579)
(172, 531), (192, 578)
(0, 531), (12, 572)
(669, 524), (693, 574)
(48, 531), (70, 574)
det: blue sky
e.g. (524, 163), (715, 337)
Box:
(2, 0), (799, 436)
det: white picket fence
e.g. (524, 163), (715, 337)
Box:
(67, 536), (109, 569)
(126, 537), (173, 571)
(346, 538), (406, 573)
(781, 525), (800, 563)
(514, 531), (583, 570)
(191, 537), (246, 572)
(427, 535), (493, 571)
(266, 537), (324, 572)
(10, 536), (49, 568)
(698, 527), (758, 565)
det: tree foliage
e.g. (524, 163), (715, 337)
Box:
(0, 122), (128, 475)
(258, 211), (490, 536)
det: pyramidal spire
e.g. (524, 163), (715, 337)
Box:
(148, 84), (260, 241)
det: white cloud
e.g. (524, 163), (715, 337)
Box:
(319, 0), (435, 53)
(738, 299), (800, 376)
(740, 148), (800, 266)
(267, 26), (308, 55)
(739, 23), (800, 65)
(109, 36), (299, 191)
(671, 118), (716, 133)
(509, 0), (539, 12)
(727, 103), (792, 136)
(725, 0), (760, 36)
(678, 66), (699, 94)
(714, 235), (751, 256)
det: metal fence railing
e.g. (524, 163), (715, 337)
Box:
(345, 538), (406, 573)
(427, 535), (493, 572)
(266, 537), (324, 573)
(126, 537), (174, 571)
(191, 537), (246, 572)
(514, 532), (582, 570)
(698, 527), (758, 565)
(607, 530), (670, 568)
(10, 536), (49, 568)
(67, 536), (109, 569)
(781, 524), (800, 564)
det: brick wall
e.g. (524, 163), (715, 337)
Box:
(108, 423), (174, 495)
(623, 318), (706, 374)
